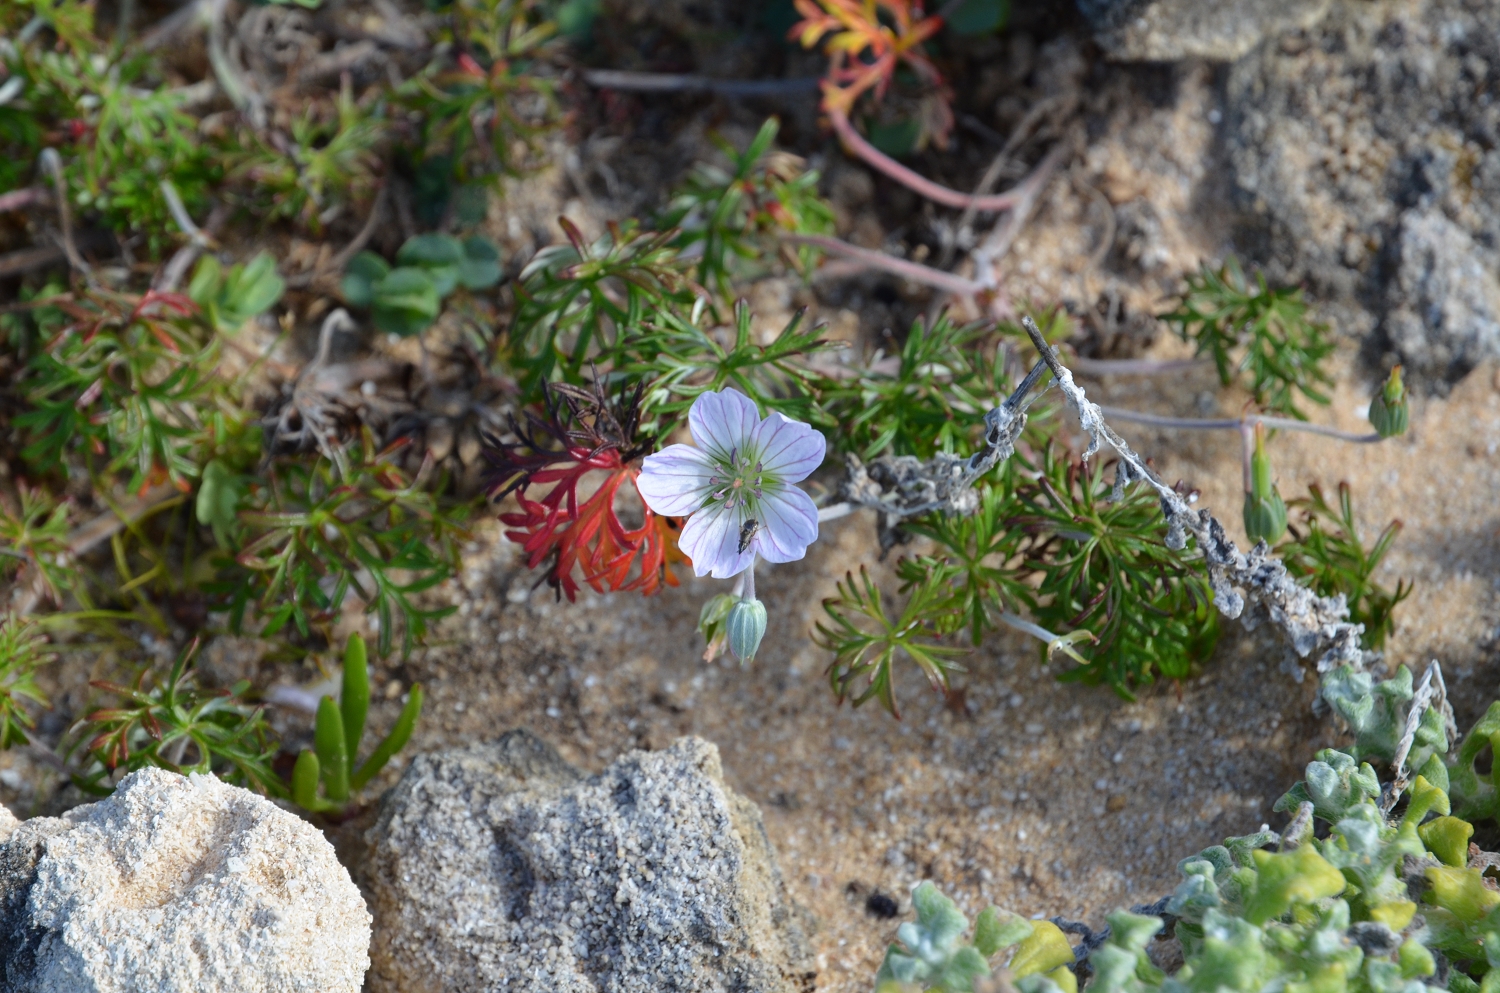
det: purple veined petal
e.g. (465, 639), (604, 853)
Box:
(748, 483), (819, 564)
(688, 389), (761, 462)
(637, 444), (718, 517)
(751, 412), (826, 483)
(679, 499), (754, 578)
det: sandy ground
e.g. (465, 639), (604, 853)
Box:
(4, 7), (1500, 990)
(325, 348), (1499, 993)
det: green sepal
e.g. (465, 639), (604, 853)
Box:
(1244, 424), (1287, 544)
(1369, 366), (1409, 438)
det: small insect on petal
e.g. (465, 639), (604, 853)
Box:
(738, 518), (761, 555)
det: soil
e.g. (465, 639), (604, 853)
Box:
(4, 3), (1500, 991)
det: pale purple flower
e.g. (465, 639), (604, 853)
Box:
(637, 389), (825, 579)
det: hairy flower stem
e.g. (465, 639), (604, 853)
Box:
(739, 560), (757, 601)
(1096, 406), (1383, 444)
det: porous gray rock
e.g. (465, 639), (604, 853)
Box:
(0, 767), (371, 993)
(1079, 0), (1332, 62)
(364, 730), (815, 993)
(1221, 0), (1500, 376)
(1385, 208), (1500, 380)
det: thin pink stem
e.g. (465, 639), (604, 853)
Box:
(785, 234), (984, 296)
(827, 108), (1023, 212)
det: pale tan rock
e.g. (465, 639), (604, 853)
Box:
(0, 767), (371, 993)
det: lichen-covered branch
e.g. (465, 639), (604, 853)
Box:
(1015, 316), (1378, 678)
(838, 357), (1050, 551)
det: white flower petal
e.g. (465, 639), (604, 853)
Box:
(749, 484), (819, 564)
(637, 445), (717, 517)
(679, 499), (754, 578)
(688, 389), (760, 461)
(751, 412), (826, 483)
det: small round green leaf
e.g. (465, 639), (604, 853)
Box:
(342, 251), (391, 308)
(458, 236), (502, 290)
(372, 267), (441, 336)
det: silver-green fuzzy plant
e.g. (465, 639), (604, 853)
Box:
(875, 882), (1078, 993)
(873, 678), (1493, 993)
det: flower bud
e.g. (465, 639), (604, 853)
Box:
(696, 593), (738, 663)
(1243, 423), (1287, 545)
(1368, 365), (1409, 438)
(726, 597), (768, 665)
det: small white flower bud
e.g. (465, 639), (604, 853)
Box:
(727, 598), (768, 664)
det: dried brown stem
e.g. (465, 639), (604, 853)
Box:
(0, 245), (66, 280)
(286, 183), (391, 289)
(39, 149), (94, 284)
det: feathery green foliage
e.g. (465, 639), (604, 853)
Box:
(1277, 482), (1410, 651)
(1163, 258), (1334, 419)
(1017, 450), (1218, 696)
(69, 639), (281, 796)
(816, 565), (967, 716)
(2, 11), (219, 253)
(0, 615), (52, 748)
(223, 433), (468, 659)
(820, 313), (1009, 460)
(399, 0), (560, 197)
(15, 288), (224, 492)
(658, 118), (834, 298)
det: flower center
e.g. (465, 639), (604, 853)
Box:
(706, 447), (764, 510)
